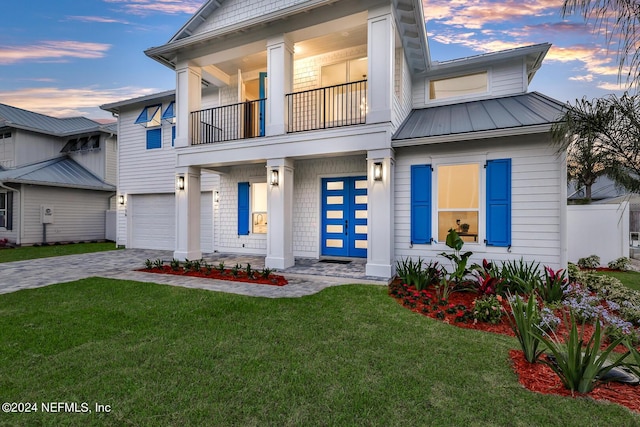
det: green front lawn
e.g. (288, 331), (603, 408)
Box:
(596, 270), (640, 291)
(0, 279), (637, 426)
(0, 242), (118, 263)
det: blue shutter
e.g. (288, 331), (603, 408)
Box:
(411, 165), (432, 244)
(171, 126), (176, 147)
(238, 182), (250, 235)
(486, 159), (511, 247)
(135, 107), (149, 124)
(146, 128), (162, 149)
(162, 101), (175, 122)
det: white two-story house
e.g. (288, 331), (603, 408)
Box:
(102, 0), (567, 279)
(0, 104), (117, 246)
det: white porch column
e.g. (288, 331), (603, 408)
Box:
(175, 62), (202, 147)
(265, 158), (294, 269)
(266, 35), (293, 136)
(367, 6), (394, 124)
(174, 166), (202, 261)
(366, 149), (395, 278)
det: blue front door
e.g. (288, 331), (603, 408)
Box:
(321, 176), (367, 258)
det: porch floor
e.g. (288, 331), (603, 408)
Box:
(202, 254), (388, 284)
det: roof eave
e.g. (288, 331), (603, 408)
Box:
(0, 179), (115, 192)
(100, 90), (176, 113)
(392, 123), (555, 147)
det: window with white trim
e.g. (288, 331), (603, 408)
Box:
(251, 182), (267, 234)
(429, 72), (488, 101)
(437, 163), (480, 243)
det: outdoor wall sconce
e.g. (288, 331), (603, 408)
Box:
(214, 191), (220, 203)
(270, 169), (279, 186)
(177, 175), (185, 190)
(373, 162), (383, 181)
(118, 195), (125, 205)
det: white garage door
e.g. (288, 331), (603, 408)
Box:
(130, 193), (214, 252)
(130, 194), (175, 250)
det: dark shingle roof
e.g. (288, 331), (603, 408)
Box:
(393, 92), (566, 141)
(0, 156), (115, 191)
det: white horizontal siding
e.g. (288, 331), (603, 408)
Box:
(193, 0), (309, 36)
(491, 60), (526, 96)
(118, 104), (177, 195)
(394, 133), (564, 269)
(21, 186), (111, 245)
(411, 59), (527, 109)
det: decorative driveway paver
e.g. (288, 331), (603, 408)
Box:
(0, 249), (387, 297)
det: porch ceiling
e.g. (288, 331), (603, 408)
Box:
(203, 22), (368, 77)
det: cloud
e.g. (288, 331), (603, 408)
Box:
(66, 15), (131, 24)
(568, 74), (594, 82)
(103, 0), (203, 16)
(0, 86), (161, 118)
(424, 0), (565, 30)
(0, 41), (111, 65)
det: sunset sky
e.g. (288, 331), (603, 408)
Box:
(0, 0), (631, 119)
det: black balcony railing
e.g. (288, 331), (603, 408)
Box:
(190, 99), (266, 145)
(286, 80), (367, 133)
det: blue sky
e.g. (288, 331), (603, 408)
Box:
(0, 0), (630, 119)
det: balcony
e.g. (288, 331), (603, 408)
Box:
(189, 80), (367, 145)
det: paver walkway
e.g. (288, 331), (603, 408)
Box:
(0, 249), (387, 298)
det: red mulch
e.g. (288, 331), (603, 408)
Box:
(390, 281), (640, 414)
(138, 265), (288, 286)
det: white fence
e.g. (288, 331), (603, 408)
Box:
(567, 202), (629, 266)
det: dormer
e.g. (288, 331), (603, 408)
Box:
(418, 43), (550, 108)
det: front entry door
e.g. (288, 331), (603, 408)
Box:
(321, 176), (367, 257)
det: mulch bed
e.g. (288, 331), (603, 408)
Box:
(138, 265), (288, 286)
(389, 280), (640, 414)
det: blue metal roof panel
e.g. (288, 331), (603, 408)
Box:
(393, 92), (566, 141)
(0, 157), (115, 191)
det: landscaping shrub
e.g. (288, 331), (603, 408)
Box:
(608, 257), (631, 271)
(536, 267), (568, 304)
(499, 258), (541, 294)
(472, 295), (505, 324)
(578, 255), (601, 269)
(507, 293), (544, 363)
(533, 313), (629, 394)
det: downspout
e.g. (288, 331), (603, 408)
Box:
(0, 181), (20, 245)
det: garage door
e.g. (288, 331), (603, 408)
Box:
(130, 193), (214, 251)
(130, 194), (175, 250)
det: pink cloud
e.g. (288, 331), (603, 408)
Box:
(0, 41), (111, 65)
(103, 0), (202, 16)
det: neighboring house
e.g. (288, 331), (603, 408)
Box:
(102, 0), (567, 278)
(0, 104), (117, 245)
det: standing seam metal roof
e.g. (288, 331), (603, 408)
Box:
(0, 157), (115, 191)
(392, 92), (566, 141)
(0, 104), (110, 136)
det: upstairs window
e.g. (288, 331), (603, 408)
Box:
(429, 72), (488, 101)
(135, 105), (162, 128)
(321, 57), (368, 86)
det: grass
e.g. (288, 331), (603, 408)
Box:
(0, 242), (118, 263)
(1, 279), (638, 426)
(595, 270), (640, 291)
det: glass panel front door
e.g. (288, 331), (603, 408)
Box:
(321, 176), (367, 257)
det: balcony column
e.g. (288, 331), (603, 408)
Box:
(367, 6), (394, 124)
(175, 62), (202, 147)
(265, 158), (294, 269)
(366, 149), (395, 278)
(174, 166), (202, 261)
(266, 35), (293, 136)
